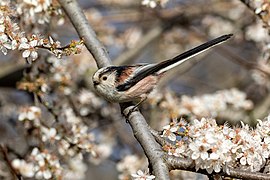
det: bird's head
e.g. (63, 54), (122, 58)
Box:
(92, 66), (118, 91)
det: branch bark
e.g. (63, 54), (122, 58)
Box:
(58, 0), (111, 68)
(125, 108), (170, 179)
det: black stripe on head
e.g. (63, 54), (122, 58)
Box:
(115, 66), (128, 79)
(98, 66), (117, 78)
(98, 66), (129, 79)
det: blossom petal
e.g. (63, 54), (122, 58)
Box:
(30, 39), (38, 47)
(30, 51), (38, 60)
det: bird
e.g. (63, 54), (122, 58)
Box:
(92, 34), (233, 108)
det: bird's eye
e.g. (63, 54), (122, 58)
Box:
(102, 76), (107, 81)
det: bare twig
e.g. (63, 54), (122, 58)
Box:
(239, 0), (264, 21)
(189, 28), (270, 77)
(35, 94), (59, 123)
(217, 45), (270, 77)
(0, 144), (22, 180)
(149, 127), (167, 146)
(227, 169), (270, 180)
(251, 93), (270, 120)
(0, 61), (25, 80)
(113, 10), (200, 66)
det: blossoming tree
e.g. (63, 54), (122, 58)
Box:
(0, 0), (270, 180)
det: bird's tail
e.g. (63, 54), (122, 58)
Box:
(116, 34), (233, 92)
(156, 34), (233, 74)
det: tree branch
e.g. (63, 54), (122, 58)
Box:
(58, 0), (170, 179)
(58, 0), (111, 68)
(123, 108), (170, 179)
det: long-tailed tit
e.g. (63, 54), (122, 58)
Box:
(92, 34), (233, 106)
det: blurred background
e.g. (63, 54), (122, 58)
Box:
(0, 0), (269, 179)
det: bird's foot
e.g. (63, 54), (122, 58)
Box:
(123, 106), (139, 121)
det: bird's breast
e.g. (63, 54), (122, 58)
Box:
(125, 75), (159, 99)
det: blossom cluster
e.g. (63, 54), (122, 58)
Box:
(178, 88), (253, 118)
(0, 0), (84, 63)
(13, 50), (122, 177)
(14, 105), (97, 179)
(2, 0), (268, 179)
(12, 148), (62, 179)
(131, 170), (155, 180)
(251, 58), (270, 89)
(116, 155), (151, 180)
(17, 55), (79, 96)
(148, 88), (253, 119)
(61, 107), (97, 156)
(162, 116), (270, 173)
(46, 56), (73, 94)
(77, 89), (104, 116)
(17, 0), (64, 25)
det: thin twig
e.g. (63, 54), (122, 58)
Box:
(149, 127), (168, 146)
(0, 144), (23, 180)
(239, 0), (264, 21)
(190, 27), (270, 77)
(35, 93), (59, 122)
(251, 93), (270, 120)
(217, 45), (270, 77)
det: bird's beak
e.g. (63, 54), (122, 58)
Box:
(93, 80), (99, 86)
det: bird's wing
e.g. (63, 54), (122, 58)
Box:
(116, 34), (233, 92)
(113, 64), (152, 84)
(116, 64), (155, 91)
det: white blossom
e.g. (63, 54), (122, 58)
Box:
(41, 127), (61, 142)
(18, 106), (41, 121)
(141, 0), (157, 8)
(19, 37), (39, 61)
(12, 159), (35, 178)
(131, 170), (155, 180)
(161, 116), (270, 173)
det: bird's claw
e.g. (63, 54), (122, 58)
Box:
(123, 106), (139, 121)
